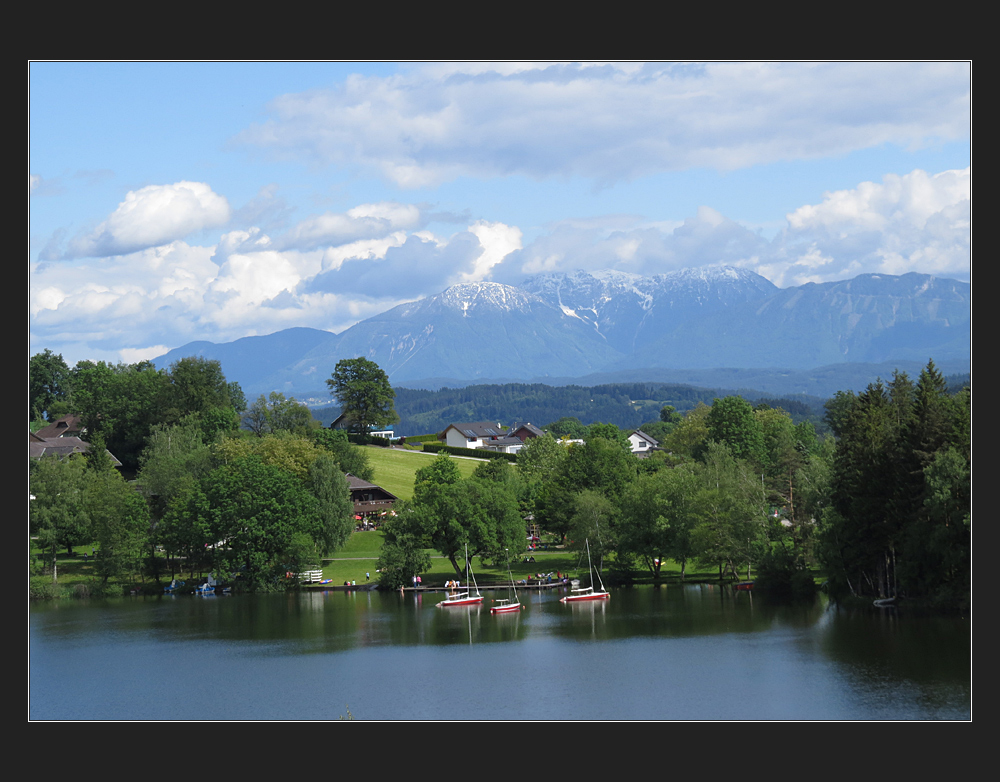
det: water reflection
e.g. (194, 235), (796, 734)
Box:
(30, 585), (969, 720)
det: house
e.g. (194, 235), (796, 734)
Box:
(627, 429), (659, 456)
(28, 414), (122, 466)
(438, 421), (528, 454)
(440, 422), (503, 449)
(509, 422), (545, 442)
(345, 473), (398, 519)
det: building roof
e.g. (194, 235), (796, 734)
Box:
(630, 429), (660, 446)
(481, 436), (525, 450)
(344, 473), (398, 499)
(28, 431), (90, 459)
(511, 422), (545, 438)
(34, 414), (85, 440)
(439, 422), (507, 439)
(29, 415), (122, 466)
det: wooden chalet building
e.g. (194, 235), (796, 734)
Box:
(345, 473), (397, 520)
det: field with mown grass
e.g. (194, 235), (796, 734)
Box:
(361, 445), (482, 500)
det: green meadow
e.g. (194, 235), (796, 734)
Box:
(361, 445), (481, 500)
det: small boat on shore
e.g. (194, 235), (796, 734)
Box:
(560, 539), (610, 603)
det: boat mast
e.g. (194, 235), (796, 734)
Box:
(468, 544), (481, 597)
(507, 548), (518, 602)
(588, 538), (606, 592)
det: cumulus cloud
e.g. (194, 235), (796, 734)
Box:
(490, 169), (970, 288)
(490, 206), (769, 283)
(764, 167), (971, 286)
(239, 62), (969, 188)
(303, 231), (484, 299)
(65, 181), (231, 258)
(275, 202), (423, 251)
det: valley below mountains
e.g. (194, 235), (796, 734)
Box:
(152, 267), (970, 401)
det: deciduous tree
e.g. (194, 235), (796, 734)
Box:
(327, 358), (398, 435)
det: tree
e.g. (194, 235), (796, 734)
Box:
(661, 402), (711, 459)
(546, 417), (587, 440)
(312, 428), (375, 481)
(243, 392), (318, 437)
(29, 349), (72, 420)
(586, 422), (632, 453)
(703, 396), (767, 467)
(326, 358), (398, 435)
(30, 455), (92, 571)
(516, 433), (566, 485)
(376, 511), (432, 589)
(137, 418), (213, 521)
(162, 356), (233, 419)
(619, 465), (700, 579)
(214, 432), (323, 482)
(690, 441), (770, 581)
(86, 469), (151, 585)
(568, 490), (619, 576)
(402, 454), (523, 575)
(307, 454), (355, 554)
(660, 405), (682, 425)
(535, 437), (637, 542)
(198, 456), (322, 590)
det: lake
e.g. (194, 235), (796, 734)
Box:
(29, 584), (970, 720)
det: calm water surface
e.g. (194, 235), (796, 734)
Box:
(29, 585), (970, 720)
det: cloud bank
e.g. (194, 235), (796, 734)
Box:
(240, 62), (969, 187)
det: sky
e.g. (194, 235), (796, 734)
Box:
(29, 61), (971, 367)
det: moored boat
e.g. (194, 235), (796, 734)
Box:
(491, 549), (522, 614)
(438, 544), (484, 607)
(560, 539), (610, 603)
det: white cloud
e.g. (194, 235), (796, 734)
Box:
(239, 62), (969, 188)
(771, 167), (970, 286)
(276, 202), (422, 250)
(462, 221), (522, 281)
(66, 181), (231, 258)
(491, 206), (769, 282)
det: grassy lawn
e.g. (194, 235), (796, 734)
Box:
(362, 446), (482, 500)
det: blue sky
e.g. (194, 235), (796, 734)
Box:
(29, 62), (970, 366)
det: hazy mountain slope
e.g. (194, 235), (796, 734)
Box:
(522, 266), (778, 353)
(319, 282), (623, 384)
(151, 269), (970, 399)
(152, 327), (338, 396)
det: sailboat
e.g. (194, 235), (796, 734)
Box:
(491, 549), (522, 614)
(438, 544), (484, 607)
(560, 539), (610, 602)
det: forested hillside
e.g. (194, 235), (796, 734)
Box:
(312, 381), (830, 437)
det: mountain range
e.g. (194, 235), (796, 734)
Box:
(151, 267), (970, 401)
